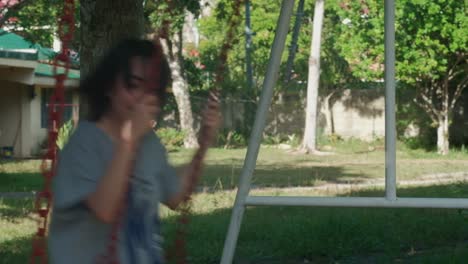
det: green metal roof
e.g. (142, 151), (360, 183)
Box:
(0, 30), (80, 79)
(0, 49), (38, 60)
(36, 63), (80, 79)
(0, 29), (36, 49)
(0, 30), (56, 61)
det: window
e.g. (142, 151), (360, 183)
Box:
(41, 89), (74, 128)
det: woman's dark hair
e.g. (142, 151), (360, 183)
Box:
(80, 38), (171, 121)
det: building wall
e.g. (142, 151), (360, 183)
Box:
(0, 81), (22, 156)
(19, 84), (32, 156)
(262, 89), (385, 141)
(0, 81), (80, 158)
(31, 87), (80, 156)
(321, 89), (385, 140)
(162, 89), (387, 142)
(31, 86), (47, 155)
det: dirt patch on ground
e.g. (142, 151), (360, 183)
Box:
(252, 171), (468, 196)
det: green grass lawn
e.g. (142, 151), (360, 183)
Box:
(1, 142), (467, 192)
(1, 185), (468, 263)
(1, 143), (468, 263)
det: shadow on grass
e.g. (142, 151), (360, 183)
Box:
(0, 199), (35, 264)
(198, 163), (373, 190)
(161, 183), (468, 264)
(2, 184), (468, 264)
(0, 236), (33, 264)
(0, 172), (42, 192)
(0, 198), (35, 221)
(0, 158), (375, 193)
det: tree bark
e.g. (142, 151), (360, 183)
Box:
(161, 31), (199, 148)
(322, 91), (336, 135)
(302, 0), (324, 153)
(437, 114), (449, 155)
(80, 0), (144, 79)
(80, 0), (144, 118)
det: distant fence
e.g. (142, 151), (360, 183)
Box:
(159, 88), (468, 144)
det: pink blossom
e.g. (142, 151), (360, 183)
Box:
(189, 49), (200, 57)
(0, 0), (20, 8)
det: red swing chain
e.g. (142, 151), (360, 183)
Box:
(96, 1), (243, 262)
(96, 39), (166, 264)
(30, 0), (75, 264)
(165, 1), (244, 263)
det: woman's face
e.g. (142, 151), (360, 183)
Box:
(108, 57), (160, 122)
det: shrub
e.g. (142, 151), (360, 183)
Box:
(155, 128), (185, 150)
(57, 119), (75, 150)
(217, 130), (247, 148)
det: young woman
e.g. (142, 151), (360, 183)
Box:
(49, 38), (220, 264)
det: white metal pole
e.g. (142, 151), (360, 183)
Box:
(384, 0), (397, 200)
(245, 196), (468, 209)
(220, 1), (296, 263)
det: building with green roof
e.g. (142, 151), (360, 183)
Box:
(0, 30), (80, 158)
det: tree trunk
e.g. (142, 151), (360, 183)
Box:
(437, 114), (449, 155)
(437, 77), (451, 155)
(80, 0), (144, 117)
(182, 11), (199, 47)
(162, 31), (199, 148)
(302, 0), (324, 153)
(322, 91), (336, 135)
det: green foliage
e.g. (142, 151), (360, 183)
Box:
(261, 133), (300, 146)
(330, 0), (467, 83)
(318, 133), (344, 145)
(262, 133), (284, 145)
(144, 0), (207, 95)
(183, 45), (209, 91)
(329, 0), (467, 153)
(286, 133), (301, 147)
(396, 84), (437, 150)
(216, 130), (246, 148)
(155, 128), (186, 150)
(197, 0), (360, 95)
(57, 119), (75, 150)
(199, 0), (289, 94)
(147, 0), (201, 35)
(4, 0), (57, 47)
(402, 136), (435, 151)
(4, 0), (80, 50)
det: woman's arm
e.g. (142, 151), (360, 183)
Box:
(165, 92), (220, 209)
(87, 95), (158, 222)
(165, 146), (208, 210)
(86, 141), (136, 223)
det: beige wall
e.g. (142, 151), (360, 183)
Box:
(31, 87), (80, 156)
(320, 89), (385, 140)
(171, 89), (386, 142)
(19, 85), (32, 156)
(31, 86), (47, 155)
(0, 81), (23, 156)
(261, 89), (386, 141)
(0, 81), (80, 158)
(0, 81), (38, 157)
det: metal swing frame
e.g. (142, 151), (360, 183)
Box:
(220, 0), (468, 263)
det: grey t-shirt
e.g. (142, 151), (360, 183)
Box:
(49, 121), (180, 264)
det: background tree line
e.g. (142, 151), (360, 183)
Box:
(1, 0), (466, 155)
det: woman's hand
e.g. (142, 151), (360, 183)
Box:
(198, 91), (221, 148)
(165, 92), (222, 209)
(121, 95), (160, 145)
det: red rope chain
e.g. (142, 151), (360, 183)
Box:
(166, 1), (244, 263)
(93, 1), (243, 263)
(30, 0), (75, 263)
(29, 0), (241, 262)
(96, 39), (166, 264)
